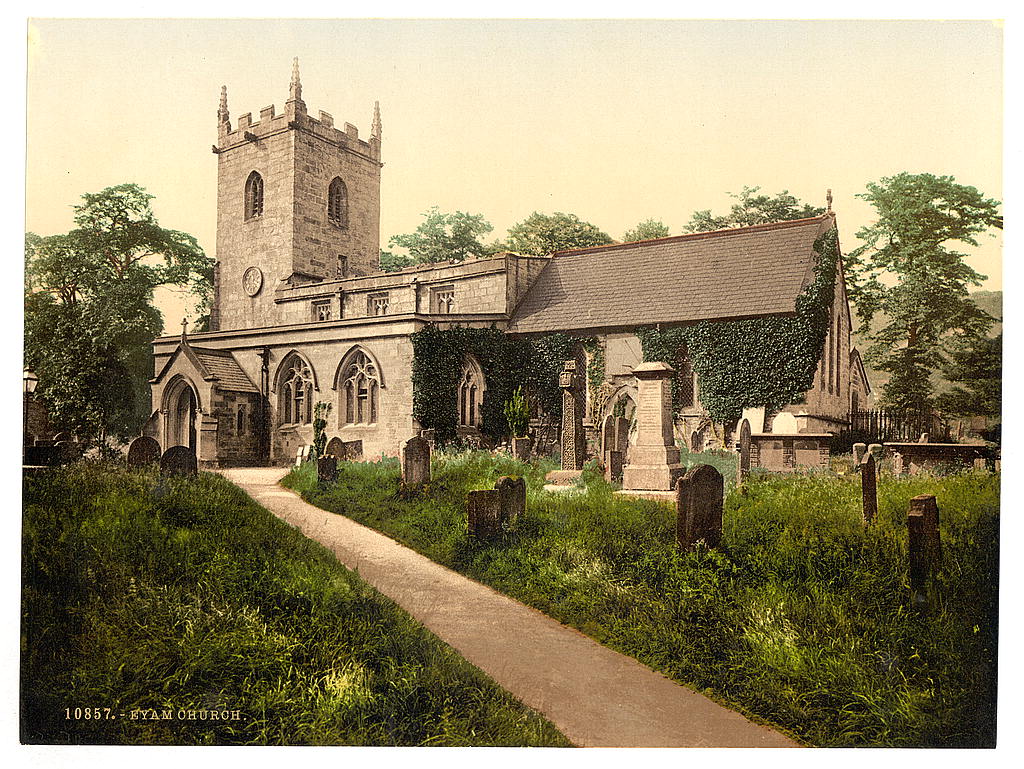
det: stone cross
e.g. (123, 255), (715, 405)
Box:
(559, 360), (584, 471)
(401, 435), (431, 487)
(621, 361), (684, 491)
(861, 453), (877, 524)
(127, 436), (162, 467)
(676, 464), (724, 551)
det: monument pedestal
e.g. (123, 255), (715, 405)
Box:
(621, 361), (685, 492)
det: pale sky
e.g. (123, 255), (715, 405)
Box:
(24, 18), (1003, 333)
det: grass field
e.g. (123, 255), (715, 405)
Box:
(20, 462), (570, 746)
(284, 450), (999, 747)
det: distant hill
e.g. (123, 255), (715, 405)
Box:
(850, 290), (1001, 406)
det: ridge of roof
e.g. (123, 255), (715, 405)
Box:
(550, 212), (835, 258)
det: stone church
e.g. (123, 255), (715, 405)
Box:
(147, 62), (869, 467)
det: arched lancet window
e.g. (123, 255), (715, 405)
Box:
(328, 177), (348, 228)
(459, 357), (485, 428)
(340, 351), (380, 425)
(245, 171), (264, 220)
(279, 355), (315, 425)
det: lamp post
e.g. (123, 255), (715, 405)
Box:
(23, 368), (38, 452)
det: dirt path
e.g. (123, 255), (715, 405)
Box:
(220, 467), (800, 748)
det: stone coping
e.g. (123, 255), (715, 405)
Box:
(751, 432), (833, 439)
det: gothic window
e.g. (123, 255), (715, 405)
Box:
(368, 293), (390, 316)
(245, 171), (264, 220)
(328, 177), (348, 228)
(338, 254), (348, 278)
(236, 405), (246, 434)
(312, 300), (332, 322)
(434, 287), (456, 314)
(279, 356), (314, 425)
(340, 351), (380, 425)
(459, 357), (485, 428)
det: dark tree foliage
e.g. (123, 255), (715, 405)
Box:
(845, 173), (1002, 410)
(25, 184), (212, 442)
(623, 219), (670, 242)
(388, 207), (494, 264)
(378, 249), (416, 272)
(684, 186), (825, 233)
(936, 333), (1001, 418)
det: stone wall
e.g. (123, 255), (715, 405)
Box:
(210, 388), (263, 465)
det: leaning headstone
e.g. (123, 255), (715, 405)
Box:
(467, 489), (502, 539)
(675, 464), (724, 551)
(127, 436), (162, 467)
(160, 445), (198, 477)
(401, 435), (431, 487)
(54, 440), (82, 466)
(852, 442), (867, 466)
(604, 449), (624, 483)
(325, 437), (344, 459)
(861, 454), (877, 524)
(317, 456), (338, 487)
(495, 476), (526, 528)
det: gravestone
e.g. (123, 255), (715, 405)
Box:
(160, 445), (198, 477)
(770, 411), (798, 433)
(559, 360), (585, 471)
(317, 456), (338, 487)
(861, 453), (877, 524)
(675, 464), (724, 551)
(52, 431), (72, 444)
(401, 435), (431, 487)
(907, 494), (942, 609)
(867, 443), (883, 462)
(918, 433), (930, 444)
(325, 437), (344, 459)
(852, 442), (867, 465)
(127, 436), (162, 467)
(467, 489), (501, 539)
(604, 450), (624, 483)
(54, 440), (82, 466)
(622, 362), (684, 491)
(295, 446), (307, 467)
(495, 476), (526, 527)
(737, 418), (752, 485)
(341, 440), (364, 462)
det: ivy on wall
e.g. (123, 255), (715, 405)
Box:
(637, 226), (840, 425)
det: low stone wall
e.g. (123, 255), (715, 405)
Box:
(885, 442), (994, 476)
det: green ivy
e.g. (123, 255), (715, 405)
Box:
(637, 226), (840, 424)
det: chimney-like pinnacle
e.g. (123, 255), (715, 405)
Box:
(289, 57), (302, 103)
(826, 188), (833, 213)
(371, 100), (382, 141)
(218, 85), (230, 125)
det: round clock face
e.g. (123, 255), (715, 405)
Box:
(242, 266), (263, 297)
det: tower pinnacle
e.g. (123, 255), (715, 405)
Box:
(218, 85), (230, 126)
(289, 57), (302, 103)
(371, 100), (382, 141)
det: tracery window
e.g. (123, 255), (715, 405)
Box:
(328, 177), (348, 227)
(245, 171), (264, 220)
(368, 293), (390, 316)
(280, 356), (314, 425)
(341, 351), (380, 425)
(435, 288), (456, 314)
(459, 357), (485, 428)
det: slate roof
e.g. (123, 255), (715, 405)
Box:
(507, 214), (836, 335)
(152, 343), (259, 393)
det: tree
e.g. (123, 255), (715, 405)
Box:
(388, 207), (493, 264)
(623, 219), (670, 242)
(25, 184), (212, 443)
(378, 249), (416, 272)
(936, 333), (1001, 418)
(845, 173), (1002, 410)
(684, 186), (824, 233)
(503, 212), (613, 255)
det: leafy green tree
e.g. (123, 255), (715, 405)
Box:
(378, 249), (416, 272)
(936, 333), (1001, 418)
(25, 184), (212, 443)
(388, 207), (493, 264)
(684, 186), (824, 233)
(623, 219), (670, 242)
(845, 173), (1002, 411)
(503, 212), (613, 255)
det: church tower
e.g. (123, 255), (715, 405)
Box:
(210, 59), (382, 331)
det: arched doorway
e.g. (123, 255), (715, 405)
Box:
(165, 378), (199, 451)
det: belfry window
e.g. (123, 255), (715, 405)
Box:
(341, 351), (380, 425)
(280, 356), (314, 425)
(328, 177), (348, 228)
(245, 171), (264, 220)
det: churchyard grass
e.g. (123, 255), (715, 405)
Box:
(285, 450), (998, 747)
(20, 462), (570, 746)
